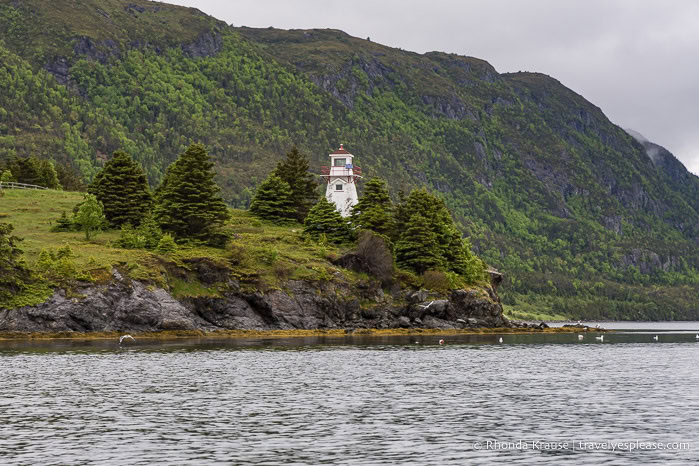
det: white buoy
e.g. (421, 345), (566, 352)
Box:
(595, 335), (604, 342)
(695, 334), (698, 340)
(119, 334), (135, 344)
(653, 335), (659, 341)
(578, 335), (584, 340)
(498, 337), (503, 343)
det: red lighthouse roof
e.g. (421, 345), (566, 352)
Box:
(331, 144), (351, 155)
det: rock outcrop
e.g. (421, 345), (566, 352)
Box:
(0, 270), (509, 333)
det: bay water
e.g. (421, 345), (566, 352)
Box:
(1, 322), (698, 464)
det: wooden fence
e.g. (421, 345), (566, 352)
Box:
(0, 181), (48, 190)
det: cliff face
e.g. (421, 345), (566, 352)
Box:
(0, 270), (508, 333)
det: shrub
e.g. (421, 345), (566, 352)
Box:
(50, 211), (76, 232)
(156, 233), (177, 254)
(355, 230), (394, 284)
(421, 270), (450, 292)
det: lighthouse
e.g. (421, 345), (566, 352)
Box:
(320, 144), (362, 217)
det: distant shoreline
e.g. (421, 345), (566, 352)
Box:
(0, 326), (598, 342)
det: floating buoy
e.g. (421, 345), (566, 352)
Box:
(578, 335), (584, 340)
(439, 339), (445, 345)
(653, 335), (659, 341)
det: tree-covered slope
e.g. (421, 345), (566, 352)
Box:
(1, 0), (698, 319)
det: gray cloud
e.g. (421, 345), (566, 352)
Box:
(167, 0), (699, 175)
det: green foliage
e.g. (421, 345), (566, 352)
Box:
(350, 177), (395, 237)
(154, 143), (231, 245)
(156, 233), (177, 254)
(395, 188), (485, 282)
(116, 215), (164, 250)
(249, 174), (297, 225)
(88, 150), (152, 227)
(0, 222), (31, 304)
(37, 159), (61, 189)
(50, 211), (75, 232)
(273, 146), (319, 221)
(1, 169), (13, 182)
(304, 196), (354, 243)
(0, 2), (697, 318)
(395, 213), (443, 274)
(74, 193), (105, 240)
(34, 245), (91, 282)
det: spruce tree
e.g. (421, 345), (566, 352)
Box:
(38, 160), (61, 190)
(249, 174), (297, 224)
(394, 188), (485, 281)
(395, 213), (444, 274)
(304, 196), (353, 243)
(154, 143), (230, 243)
(0, 222), (31, 303)
(350, 176), (395, 237)
(10, 156), (42, 186)
(88, 150), (152, 227)
(272, 146), (318, 221)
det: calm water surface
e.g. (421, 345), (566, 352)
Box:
(1, 322), (698, 465)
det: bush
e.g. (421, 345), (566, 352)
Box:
(421, 270), (451, 292)
(156, 233), (177, 254)
(355, 230), (394, 284)
(34, 246), (91, 282)
(50, 211), (76, 232)
(116, 215), (164, 250)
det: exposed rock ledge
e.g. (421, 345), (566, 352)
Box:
(0, 270), (510, 334)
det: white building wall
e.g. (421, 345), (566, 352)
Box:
(326, 177), (358, 217)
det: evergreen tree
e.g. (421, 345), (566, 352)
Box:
(74, 194), (105, 240)
(38, 160), (61, 190)
(394, 188), (485, 281)
(304, 196), (353, 243)
(395, 213), (444, 274)
(272, 146), (318, 221)
(0, 222), (31, 303)
(10, 156), (41, 186)
(249, 174), (297, 224)
(154, 143), (230, 243)
(50, 211), (75, 232)
(88, 150), (152, 227)
(350, 177), (395, 237)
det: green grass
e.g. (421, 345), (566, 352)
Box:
(502, 304), (567, 322)
(1, 189), (353, 305)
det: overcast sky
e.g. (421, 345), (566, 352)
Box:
(168, 0), (699, 175)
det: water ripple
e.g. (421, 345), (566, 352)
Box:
(0, 338), (697, 464)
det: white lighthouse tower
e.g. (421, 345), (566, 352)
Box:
(320, 144), (362, 217)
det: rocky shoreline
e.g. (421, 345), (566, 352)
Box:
(0, 269), (533, 335)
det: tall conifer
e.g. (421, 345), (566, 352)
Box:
(249, 174), (296, 224)
(154, 143), (230, 243)
(304, 197), (353, 243)
(0, 223), (31, 303)
(350, 176), (395, 237)
(88, 150), (152, 227)
(272, 146), (318, 221)
(395, 213), (443, 274)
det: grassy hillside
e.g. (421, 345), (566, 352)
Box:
(0, 0), (698, 319)
(1, 189), (361, 308)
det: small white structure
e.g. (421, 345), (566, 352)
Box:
(320, 144), (362, 217)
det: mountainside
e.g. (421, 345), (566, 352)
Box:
(1, 0), (698, 319)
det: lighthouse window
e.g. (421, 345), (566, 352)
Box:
(333, 158), (346, 167)
(335, 184), (343, 191)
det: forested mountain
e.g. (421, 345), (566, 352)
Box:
(1, 0), (698, 319)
